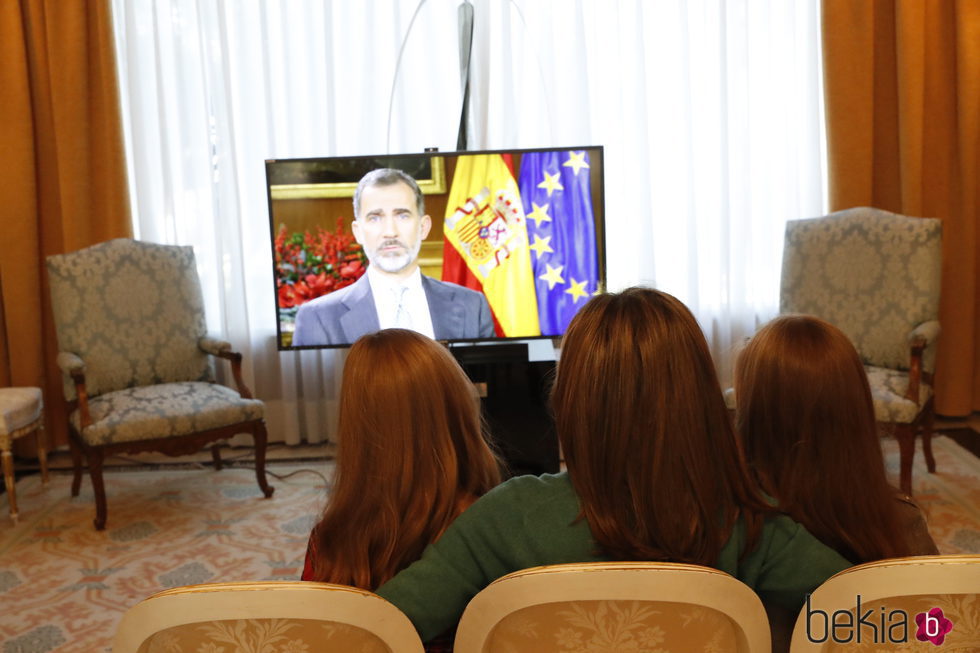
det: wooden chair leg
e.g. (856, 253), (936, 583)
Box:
(894, 423), (916, 496)
(2, 448), (18, 524)
(211, 444), (223, 471)
(88, 448), (108, 531)
(37, 424), (50, 485)
(921, 404), (937, 474)
(69, 434), (84, 497)
(253, 422), (275, 498)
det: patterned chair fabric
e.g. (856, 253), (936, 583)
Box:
(790, 555), (980, 652)
(67, 382), (264, 446)
(488, 600), (742, 652)
(0, 386), (49, 523)
(866, 365), (935, 424)
(47, 239), (216, 401)
(811, 594), (980, 652)
(113, 581), (424, 653)
(780, 207), (942, 374)
(454, 562), (770, 653)
(779, 207), (942, 494)
(46, 239), (273, 530)
(0, 387), (44, 435)
(136, 618), (391, 653)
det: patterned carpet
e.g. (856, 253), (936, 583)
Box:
(0, 462), (328, 653)
(881, 435), (980, 554)
(0, 435), (977, 653)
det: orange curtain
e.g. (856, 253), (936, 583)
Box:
(822, 0), (980, 417)
(0, 0), (131, 453)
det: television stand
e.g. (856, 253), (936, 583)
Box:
(449, 343), (560, 477)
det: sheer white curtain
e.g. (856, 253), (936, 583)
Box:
(111, 0), (826, 443)
(111, 0), (464, 444)
(466, 0), (827, 381)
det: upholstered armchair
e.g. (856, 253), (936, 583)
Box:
(780, 207), (942, 495)
(454, 562), (771, 652)
(46, 239), (273, 530)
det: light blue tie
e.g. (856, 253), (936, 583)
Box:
(393, 286), (412, 329)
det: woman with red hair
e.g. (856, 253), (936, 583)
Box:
(302, 328), (501, 589)
(734, 314), (937, 563)
(377, 288), (852, 643)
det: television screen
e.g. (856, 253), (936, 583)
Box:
(266, 145), (605, 350)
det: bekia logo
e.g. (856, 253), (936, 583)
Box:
(806, 595), (955, 646)
(915, 607), (954, 646)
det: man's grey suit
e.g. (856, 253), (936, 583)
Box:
(291, 273), (495, 346)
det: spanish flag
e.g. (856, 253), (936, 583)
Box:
(442, 154), (541, 337)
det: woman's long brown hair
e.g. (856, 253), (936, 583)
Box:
(552, 287), (771, 565)
(734, 314), (911, 562)
(307, 329), (501, 588)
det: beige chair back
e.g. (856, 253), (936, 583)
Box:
(113, 581), (425, 653)
(454, 562), (770, 653)
(790, 555), (980, 652)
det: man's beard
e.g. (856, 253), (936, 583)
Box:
(368, 237), (422, 274)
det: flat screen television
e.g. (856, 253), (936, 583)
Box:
(266, 145), (605, 350)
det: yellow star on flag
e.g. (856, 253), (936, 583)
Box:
(526, 202), (552, 228)
(537, 171), (564, 197)
(528, 234), (554, 259)
(565, 278), (589, 303)
(562, 151), (590, 175)
(539, 264), (565, 290)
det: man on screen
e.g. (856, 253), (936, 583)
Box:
(292, 168), (495, 347)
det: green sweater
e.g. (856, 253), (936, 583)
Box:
(376, 472), (851, 642)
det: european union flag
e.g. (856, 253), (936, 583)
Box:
(518, 150), (599, 336)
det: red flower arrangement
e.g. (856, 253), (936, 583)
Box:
(275, 219), (367, 310)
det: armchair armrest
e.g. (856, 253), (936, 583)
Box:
(56, 352), (86, 377)
(56, 351), (92, 430)
(198, 336), (254, 399)
(198, 336), (233, 356)
(905, 321), (940, 403)
(907, 320), (941, 348)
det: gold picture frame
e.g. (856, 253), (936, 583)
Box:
(270, 156), (446, 200)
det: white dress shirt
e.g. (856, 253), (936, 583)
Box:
(366, 265), (435, 339)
